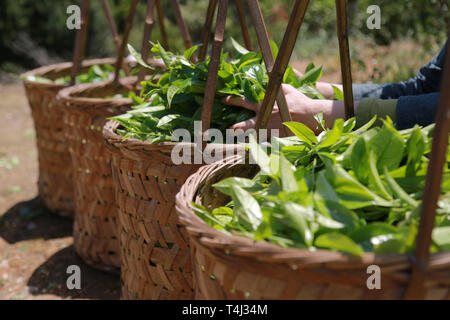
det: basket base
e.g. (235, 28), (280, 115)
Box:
(73, 222), (121, 275)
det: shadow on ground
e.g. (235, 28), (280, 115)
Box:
(0, 197), (72, 244)
(27, 245), (121, 300)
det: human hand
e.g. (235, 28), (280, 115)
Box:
(223, 84), (348, 135)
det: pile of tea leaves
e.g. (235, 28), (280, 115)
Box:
(193, 117), (450, 256)
(109, 39), (331, 143)
(22, 64), (123, 85)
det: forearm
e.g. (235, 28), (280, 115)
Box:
(316, 82), (385, 101)
(317, 81), (419, 100)
(290, 99), (360, 129)
(289, 97), (399, 130)
(315, 40), (446, 100)
(312, 94), (437, 130)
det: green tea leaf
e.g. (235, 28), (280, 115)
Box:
(349, 223), (399, 244)
(231, 185), (263, 231)
(156, 114), (180, 130)
(167, 85), (180, 107)
(298, 63), (323, 85)
(317, 118), (343, 149)
(369, 122), (405, 171)
(432, 227), (450, 250)
(231, 37), (250, 55)
(213, 177), (256, 196)
(282, 202), (313, 246)
(128, 44), (154, 70)
(184, 45), (199, 61)
(315, 233), (364, 257)
(249, 134), (271, 175)
(383, 167), (418, 207)
(405, 126), (426, 176)
(283, 122), (318, 145)
(270, 40), (279, 60)
(280, 154), (298, 193)
(332, 85), (344, 100)
(313, 112), (327, 131)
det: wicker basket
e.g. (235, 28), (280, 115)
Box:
(175, 156), (450, 300)
(57, 80), (136, 273)
(103, 120), (244, 299)
(22, 58), (118, 217)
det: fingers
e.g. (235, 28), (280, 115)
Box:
(292, 67), (303, 78)
(281, 83), (298, 95)
(222, 96), (260, 112)
(230, 116), (257, 130)
(229, 107), (280, 130)
(229, 113), (287, 138)
(281, 84), (310, 101)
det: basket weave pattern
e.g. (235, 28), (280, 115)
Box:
(58, 81), (133, 273)
(23, 81), (73, 216)
(176, 157), (450, 300)
(104, 121), (201, 299)
(21, 58), (118, 217)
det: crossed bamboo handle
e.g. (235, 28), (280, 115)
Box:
(199, 0), (355, 135)
(71, 0), (193, 86)
(200, 0), (295, 136)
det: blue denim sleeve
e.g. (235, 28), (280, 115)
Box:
(396, 93), (440, 130)
(352, 40), (447, 100)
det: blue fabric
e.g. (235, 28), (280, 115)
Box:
(396, 93), (440, 130)
(352, 40), (447, 129)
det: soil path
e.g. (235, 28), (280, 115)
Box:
(0, 84), (120, 300)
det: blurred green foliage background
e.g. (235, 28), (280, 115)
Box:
(0, 0), (449, 84)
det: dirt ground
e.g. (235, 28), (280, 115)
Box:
(0, 84), (120, 300)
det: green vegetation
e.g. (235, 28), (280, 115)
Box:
(194, 117), (450, 256)
(109, 40), (329, 142)
(21, 64), (121, 84)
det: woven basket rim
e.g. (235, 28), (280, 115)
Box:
(103, 120), (246, 154)
(57, 79), (134, 109)
(21, 58), (118, 90)
(104, 120), (186, 149)
(175, 156), (450, 269)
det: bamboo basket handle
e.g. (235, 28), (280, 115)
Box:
(199, 0), (253, 60)
(234, 0), (253, 51)
(138, 0), (157, 83)
(200, 0), (229, 145)
(137, 0), (191, 81)
(113, 0), (139, 85)
(155, 0), (170, 50)
(199, 0), (218, 61)
(171, 0), (193, 50)
(141, 0), (156, 62)
(71, 0), (130, 85)
(138, 0), (192, 67)
(335, 0), (355, 118)
(200, 0), (294, 139)
(255, 0), (355, 130)
(70, 0), (91, 85)
(102, 0), (131, 76)
(101, 0), (121, 51)
(404, 40), (450, 299)
(255, 0), (309, 130)
(246, 0), (292, 135)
